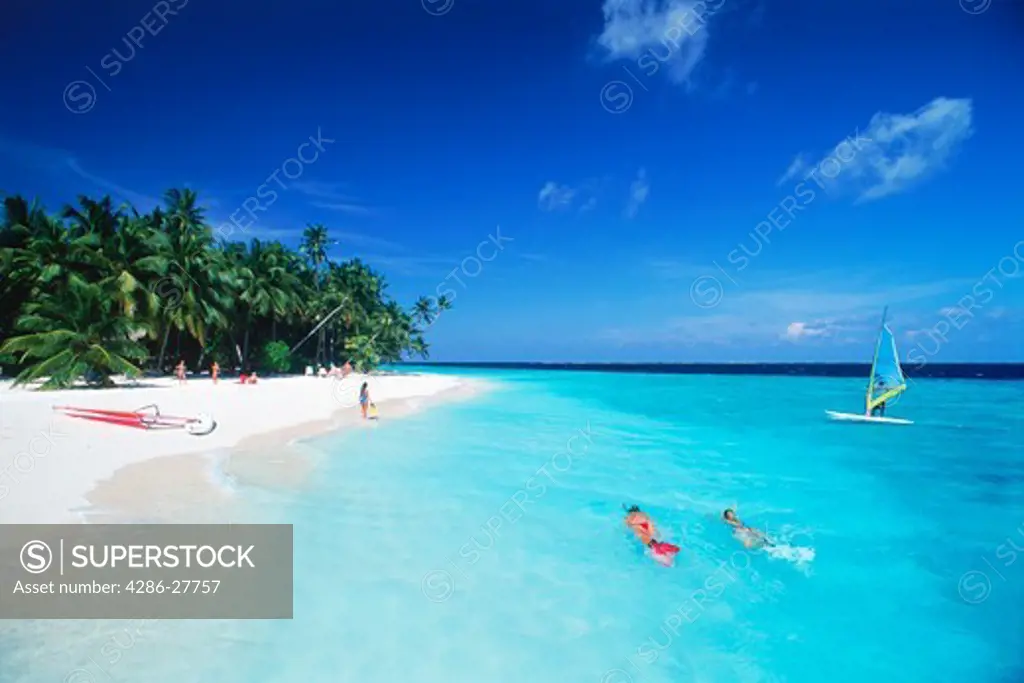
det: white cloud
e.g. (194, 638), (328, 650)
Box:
(644, 258), (708, 280)
(291, 181), (352, 199)
(938, 306), (968, 317)
(311, 201), (374, 216)
(65, 159), (160, 210)
(0, 134), (160, 210)
(776, 154), (809, 186)
(519, 252), (548, 262)
(596, 0), (720, 86)
(538, 181), (576, 211)
(331, 230), (403, 251)
(293, 181), (376, 215)
(356, 253), (465, 277)
(784, 321), (832, 342)
(624, 167), (650, 218)
(786, 96), (974, 201)
(605, 269), (971, 347)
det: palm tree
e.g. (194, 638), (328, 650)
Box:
(299, 223), (333, 285)
(154, 189), (235, 371)
(0, 284), (149, 388)
(2, 202), (97, 297)
(65, 197), (169, 321)
(1, 197), (58, 347)
(232, 239), (303, 366)
(300, 223), (336, 365)
(0, 187), (439, 385)
(261, 240), (304, 340)
(412, 296), (434, 325)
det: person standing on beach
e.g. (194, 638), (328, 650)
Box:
(359, 382), (370, 419)
(211, 361), (220, 385)
(175, 360), (186, 385)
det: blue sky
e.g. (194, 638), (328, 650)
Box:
(1, 0), (1022, 362)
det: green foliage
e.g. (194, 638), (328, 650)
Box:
(0, 188), (446, 389)
(261, 340), (292, 373)
(0, 285), (149, 389)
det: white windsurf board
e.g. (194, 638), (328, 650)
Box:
(825, 410), (913, 425)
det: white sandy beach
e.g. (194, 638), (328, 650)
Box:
(0, 372), (469, 525)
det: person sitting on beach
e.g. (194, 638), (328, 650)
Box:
(723, 508), (769, 548)
(624, 505), (679, 555)
(341, 361), (352, 378)
(359, 382), (370, 419)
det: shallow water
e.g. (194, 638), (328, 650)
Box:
(2, 369), (1022, 682)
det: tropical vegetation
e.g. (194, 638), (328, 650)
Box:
(0, 189), (450, 388)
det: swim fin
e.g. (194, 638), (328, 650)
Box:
(650, 541), (680, 555)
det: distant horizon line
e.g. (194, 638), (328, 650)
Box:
(396, 361), (1024, 380)
(403, 361), (1024, 366)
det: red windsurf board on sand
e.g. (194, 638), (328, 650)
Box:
(53, 405), (217, 435)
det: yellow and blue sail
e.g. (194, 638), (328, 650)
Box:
(866, 316), (906, 412)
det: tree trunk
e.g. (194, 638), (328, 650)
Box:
(157, 324), (172, 374)
(227, 331), (244, 369)
(241, 315), (251, 374)
(272, 318), (277, 341)
(242, 325), (250, 372)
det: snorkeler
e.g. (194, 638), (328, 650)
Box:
(722, 508), (772, 548)
(624, 505), (680, 560)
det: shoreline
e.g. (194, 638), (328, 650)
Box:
(0, 372), (485, 525)
(84, 378), (489, 523)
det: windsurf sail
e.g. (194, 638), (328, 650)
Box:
(53, 405), (217, 435)
(865, 307), (906, 413)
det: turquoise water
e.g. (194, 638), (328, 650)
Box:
(4, 369), (1023, 682)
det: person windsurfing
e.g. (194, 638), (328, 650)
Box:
(624, 505), (680, 560)
(870, 378), (889, 417)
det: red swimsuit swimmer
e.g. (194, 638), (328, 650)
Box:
(629, 514), (679, 556)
